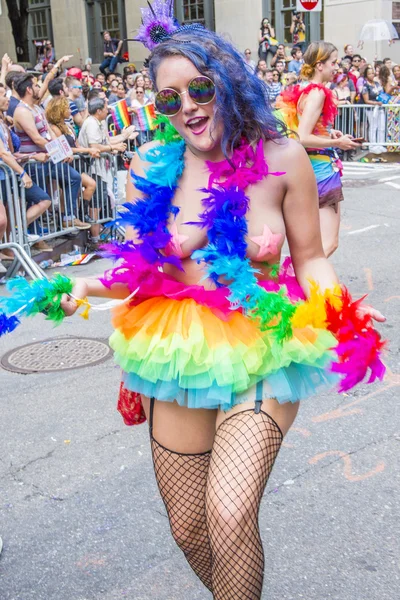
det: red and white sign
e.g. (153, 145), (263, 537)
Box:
(45, 135), (73, 164)
(296, 0), (322, 12)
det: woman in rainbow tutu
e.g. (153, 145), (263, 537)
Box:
(276, 42), (361, 257)
(2, 3), (385, 598)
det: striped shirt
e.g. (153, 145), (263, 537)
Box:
(14, 104), (51, 153)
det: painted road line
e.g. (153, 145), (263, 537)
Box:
(343, 169), (376, 174)
(385, 182), (400, 189)
(348, 225), (381, 235)
(344, 162), (399, 168)
(343, 165), (400, 172)
(379, 175), (400, 182)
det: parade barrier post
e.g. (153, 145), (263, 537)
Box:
(334, 103), (400, 152)
(0, 163), (46, 280)
(24, 152), (118, 245)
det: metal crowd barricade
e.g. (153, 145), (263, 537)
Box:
(334, 103), (400, 152)
(24, 152), (118, 245)
(0, 163), (45, 280)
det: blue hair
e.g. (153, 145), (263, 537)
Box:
(148, 28), (288, 159)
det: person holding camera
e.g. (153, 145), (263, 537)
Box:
(258, 17), (278, 63)
(270, 44), (289, 69)
(290, 12), (306, 54)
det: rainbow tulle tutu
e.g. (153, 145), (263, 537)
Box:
(110, 278), (339, 410)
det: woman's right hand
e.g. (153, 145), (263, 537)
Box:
(61, 279), (89, 317)
(336, 135), (361, 151)
(87, 147), (101, 158)
(113, 142), (127, 153)
(33, 152), (49, 163)
(21, 173), (33, 189)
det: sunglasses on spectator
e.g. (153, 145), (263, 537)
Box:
(245, 52), (251, 55)
(72, 85), (82, 89)
(155, 76), (215, 117)
(352, 58), (361, 63)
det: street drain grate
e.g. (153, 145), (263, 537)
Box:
(1, 337), (113, 374)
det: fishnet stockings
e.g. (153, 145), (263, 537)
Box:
(151, 436), (213, 591)
(206, 409), (283, 599)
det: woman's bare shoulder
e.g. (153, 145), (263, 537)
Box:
(263, 137), (310, 173)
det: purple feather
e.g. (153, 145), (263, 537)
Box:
(134, 0), (177, 50)
(0, 312), (20, 337)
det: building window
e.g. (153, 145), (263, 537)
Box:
(183, 0), (205, 24)
(175, 0), (214, 30)
(270, 0), (276, 34)
(393, 2), (400, 38)
(28, 0), (52, 41)
(85, 0), (127, 63)
(281, 0), (310, 45)
(31, 10), (48, 39)
(101, 0), (121, 38)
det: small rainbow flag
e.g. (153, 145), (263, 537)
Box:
(134, 104), (157, 131)
(110, 99), (131, 130)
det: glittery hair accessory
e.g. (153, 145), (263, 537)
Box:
(131, 0), (204, 50)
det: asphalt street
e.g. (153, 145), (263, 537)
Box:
(0, 165), (399, 600)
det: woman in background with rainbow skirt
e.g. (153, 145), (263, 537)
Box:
(276, 42), (361, 257)
(1, 4), (386, 598)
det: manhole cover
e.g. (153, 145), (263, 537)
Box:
(1, 337), (113, 374)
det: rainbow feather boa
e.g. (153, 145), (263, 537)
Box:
(0, 127), (386, 392)
(0, 275), (74, 337)
(101, 132), (386, 392)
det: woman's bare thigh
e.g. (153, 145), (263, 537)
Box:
(141, 395), (217, 454)
(216, 382), (300, 437)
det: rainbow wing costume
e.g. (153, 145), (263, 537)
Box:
(276, 83), (344, 208)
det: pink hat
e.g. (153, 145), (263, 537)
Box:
(66, 67), (82, 80)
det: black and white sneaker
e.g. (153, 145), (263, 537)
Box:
(84, 214), (97, 224)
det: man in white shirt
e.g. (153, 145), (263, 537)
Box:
(78, 97), (137, 241)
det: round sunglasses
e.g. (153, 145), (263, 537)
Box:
(155, 76), (215, 117)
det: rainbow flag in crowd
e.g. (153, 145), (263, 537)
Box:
(134, 104), (157, 131)
(110, 100), (131, 130)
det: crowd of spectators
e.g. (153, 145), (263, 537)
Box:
(0, 42), (152, 272)
(251, 15), (400, 155)
(0, 21), (399, 273)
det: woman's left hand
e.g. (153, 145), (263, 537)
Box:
(357, 304), (386, 323)
(88, 147), (101, 158)
(330, 129), (343, 139)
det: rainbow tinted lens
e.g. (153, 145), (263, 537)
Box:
(155, 88), (182, 116)
(155, 76), (216, 116)
(188, 76), (215, 105)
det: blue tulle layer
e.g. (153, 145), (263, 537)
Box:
(122, 364), (339, 411)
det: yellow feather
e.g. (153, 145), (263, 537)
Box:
(291, 281), (342, 329)
(76, 297), (91, 320)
